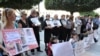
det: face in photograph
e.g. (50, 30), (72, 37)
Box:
(26, 29), (31, 36)
(20, 29), (24, 37)
(7, 42), (15, 50)
(16, 43), (22, 52)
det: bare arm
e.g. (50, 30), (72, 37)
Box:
(18, 23), (22, 28)
(0, 45), (8, 53)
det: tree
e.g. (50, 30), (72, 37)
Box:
(45, 0), (100, 14)
(0, 0), (42, 9)
(80, 11), (98, 17)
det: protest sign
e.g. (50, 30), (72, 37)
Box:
(2, 29), (22, 55)
(75, 41), (85, 56)
(51, 42), (74, 56)
(2, 28), (38, 56)
(94, 30), (99, 39)
(88, 34), (95, 46)
(97, 27), (100, 36)
(46, 20), (55, 27)
(31, 17), (41, 26)
(53, 20), (61, 27)
(19, 28), (38, 51)
(83, 33), (94, 50)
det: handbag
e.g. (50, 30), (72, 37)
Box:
(93, 23), (99, 30)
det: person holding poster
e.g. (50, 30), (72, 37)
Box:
(52, 15), (61, 38)
(27, 10), (42, 54)
(43, 14), (53, 51)
(59, 15), (67, 42)
(0, 44), (9, 56)
(18, 11), (30, 56)
(2, 8), (22, 56)
(18, 11), (28, 28)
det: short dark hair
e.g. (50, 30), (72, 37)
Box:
(69, 15), (74, 21)
(50, 36), (58, 42)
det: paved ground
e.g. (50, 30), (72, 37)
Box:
(31, 30), (100, 56)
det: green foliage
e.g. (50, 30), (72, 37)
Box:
(80, 11), (98, 17)
(45, 0), (100, 13)
(0, 0), (42, 9)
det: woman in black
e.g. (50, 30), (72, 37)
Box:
(52, 15), (61, 38)
(27, 10), (42, 54)
(18, 11), (28, 28)
(59, 15), (67, 42)
(43, 14), (52, 50)
(18, 11), (29, 56)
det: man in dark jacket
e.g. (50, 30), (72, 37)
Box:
(27, 10), (43, 54)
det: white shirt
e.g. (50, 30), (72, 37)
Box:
(75, 18), (82, 27)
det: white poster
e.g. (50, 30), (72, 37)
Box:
(83, 37), (89, 48)
(83, 34), (94, 49)
(31, 17), (41, 26)
(94, 30), (99, 39)
(75, 41), (85, 56)
(19, 28), (38, 51)
(97, 27), (100, 36)
(53, 20), (61, 27)
(51, 42), (74, 56)
(2, 29), (23, 56)
(88, 34), (95, 45)
(2, 28), (38, 56)
(46, 20), (55, 27)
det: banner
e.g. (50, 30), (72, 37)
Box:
(74, 41), (85, 56)
(97, 27), (100, 36)
(83, 34), (95, 49)
(2, 28), (38, 56)
(51, 42), (74, 56)
(94, 30), (99, 39)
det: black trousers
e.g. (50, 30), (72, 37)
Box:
(59, 27), (67, 41)
(81, 25), (86, 33)
(66, 29), (72, 41)
(52, 27), (60, 37)
(31, 29), (41, 52)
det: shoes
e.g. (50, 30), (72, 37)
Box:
(31, 52), (35, 55)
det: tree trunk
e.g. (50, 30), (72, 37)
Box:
(70, 11), (74, 15)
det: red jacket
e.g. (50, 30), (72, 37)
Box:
(48, 43), (53, 56)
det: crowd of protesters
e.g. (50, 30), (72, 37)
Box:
(0, 8), (100, 56)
